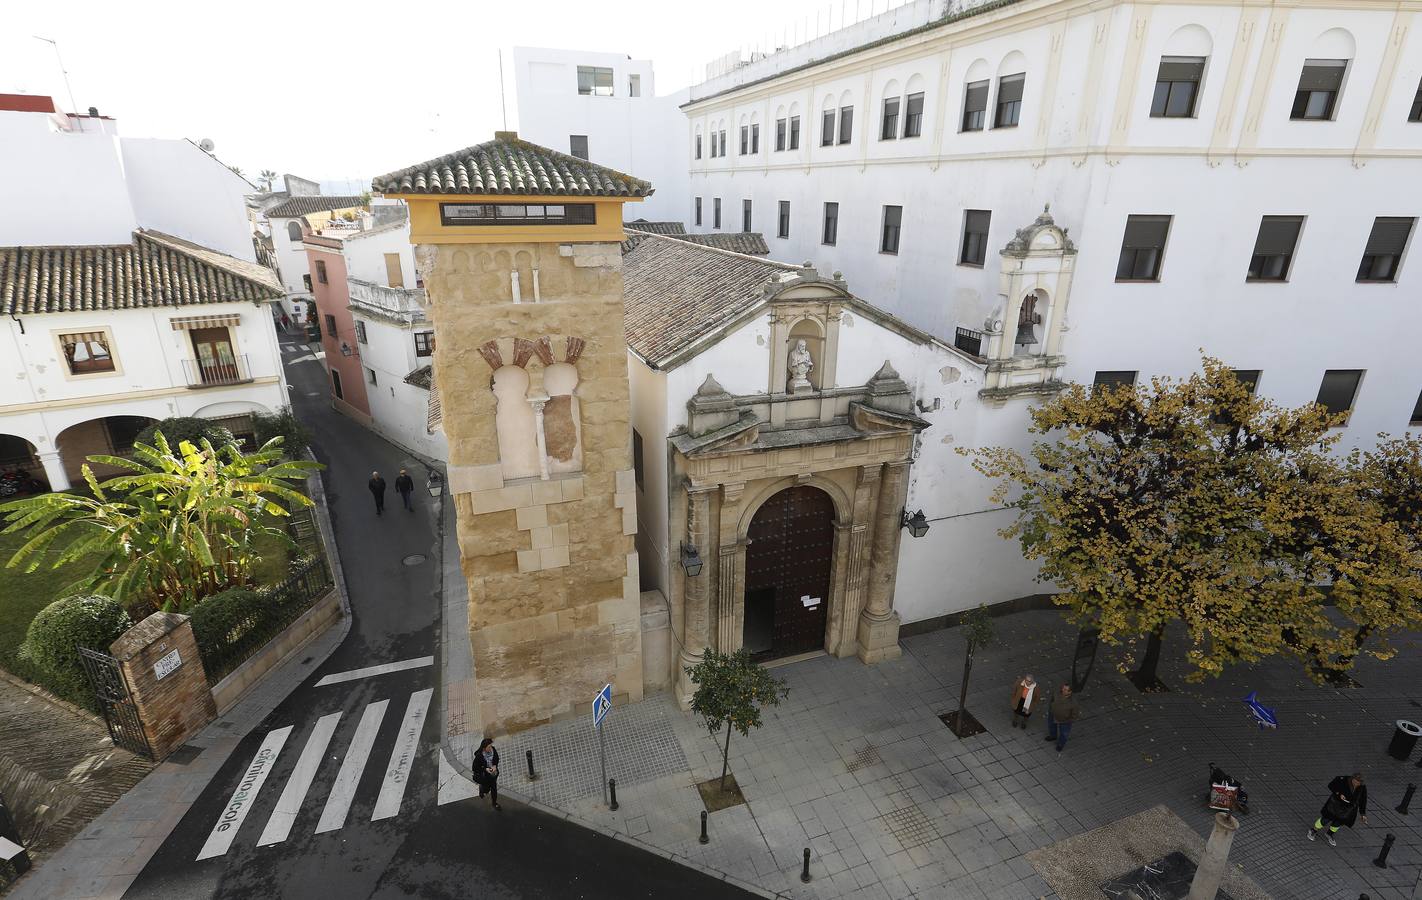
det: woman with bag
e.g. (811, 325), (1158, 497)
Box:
(1308, 772), (1367, 846)
(473, 737), (502, 811)
(1009, 674), (1038, 729)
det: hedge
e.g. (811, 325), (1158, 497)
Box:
(188, 587), (268, 667)
(134, 416), (236, 451)
(20, 594), (131, 709)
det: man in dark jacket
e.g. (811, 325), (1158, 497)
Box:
(368, 471), (387, 515)
(1045, 684), (1081, 752)
(1309, 773), (1367, 846)
(394, 468), (415, 511)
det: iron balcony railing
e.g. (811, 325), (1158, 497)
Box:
(182, 354), (252, 388)
(954, 326), (985, 357)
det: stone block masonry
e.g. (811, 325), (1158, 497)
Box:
(109, 612), (216, 760)
(425, 240), (643, 735)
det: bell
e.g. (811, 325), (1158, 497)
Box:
(1014, 320), (1037, 346)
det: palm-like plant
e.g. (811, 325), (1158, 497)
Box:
(1, 433), (320, 612)
(259, 169), (277, 191)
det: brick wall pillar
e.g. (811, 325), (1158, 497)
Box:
(109, 612), (216, 760)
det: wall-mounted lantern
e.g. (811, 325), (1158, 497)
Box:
(901, 509), (930, 538)
(680, 542), (704, 577)
(426, 470), (444, 499)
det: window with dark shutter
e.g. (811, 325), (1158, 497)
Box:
(1357, 217), (1414, 282)
(1316, 369), (1364, 422)
(713, 198), (721, 229)
(740, 125), (749, 155)
(1116, 215), (1172, 281)
(823, 202), (838, 245)
(414, 332), (435, 357)
(789, 116), (800, 149)
(960, 209), (991, 266)
(903, 92), (925, 137)
(695, 134), (702, 159)
(720, 130), (727, 155)
(881, 205), (902, 254)
(751, 123), (760, 153)
(881, 97), (900, 139)
(778, 201), (790, 239)
(355, 320), (368, 344)
(743, 200), (752, 233)
(822, 109), (836, 146)
(776, 118), (786, 151)
(994, 73), (1025, 128)
(569, 135), (589, 159)
(1291, 59), (1347, 120)
(316, 260), (328, 284)
(1092, 371), (1138, 394)
(962, 80), (989, 131)
(694, 197), (702, 226)
(324, 314), (337, 338)
(1411, 79), (1422, 122)
(838, 107), (853, 143)
(1247, 216), (1303, 281)
(1151, 56), (1205, 118)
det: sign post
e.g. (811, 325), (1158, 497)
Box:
(593, 683), (612, 808)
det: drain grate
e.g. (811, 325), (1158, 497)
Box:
(846, 743), (882, 773)
(876, 804), (941, 851)
(402, 554), (427, 566)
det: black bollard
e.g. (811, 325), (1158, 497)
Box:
(699, 810), (709, 844)
(800, 848), (812, 883)
(1372, 833), (1395, 869)
(1397, 783), (1415, 815)
(609, 779), (619, 811)
(526, 749), (537, 781)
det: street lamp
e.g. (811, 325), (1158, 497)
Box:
(679, 542), (704, 577)
(901, 509), (930, 538)
(340, 342), (353, 357)
(426, 470), (443, 498)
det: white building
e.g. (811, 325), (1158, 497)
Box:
(680, 0), (1422, 452)
(261, 186), (366, 322)
(511, 47), (690, 222)
(0, 95), (288, 490)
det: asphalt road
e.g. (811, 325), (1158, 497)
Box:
(123, 330), (750, 899)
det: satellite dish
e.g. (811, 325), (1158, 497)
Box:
(199, 138), (215, 153)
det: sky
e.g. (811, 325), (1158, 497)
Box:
(1, 0), (896, 190)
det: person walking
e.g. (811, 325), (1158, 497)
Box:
(368, 471), (387, 516)
(1308, 773), (1367, 846)
(1045, 683), (1080, 752)
(1009, 674), (1038, 729)
(394, 468), (415, 512)
(473, 737), (501, 810)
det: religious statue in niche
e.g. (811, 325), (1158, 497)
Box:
(787, 338), (814, 393)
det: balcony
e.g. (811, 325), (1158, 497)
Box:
(954, 326), (985, 358)
(347, 279), (430, 325)
(183, 354), (252, 388)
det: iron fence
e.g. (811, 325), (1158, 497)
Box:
(78, 647), (153, 758)
(196, 553), (333, 683)
(954, 326), (985, 357)
(182, 354), (252, 387)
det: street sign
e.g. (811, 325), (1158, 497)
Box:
(593, 683), (612, 728)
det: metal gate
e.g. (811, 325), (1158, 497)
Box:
(77, 647), (153, 759)
(743, 485), (835, 661)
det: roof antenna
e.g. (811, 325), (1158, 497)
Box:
(33, 36), (79, 115)
(497, 50), (509, 131)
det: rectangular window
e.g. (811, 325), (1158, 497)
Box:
(776, 118), (786, 151)
(1093, 371), (1138, 392)
(59, 331), (115, 375)
(962, 79), (989, 131)
(881, 97), (900, 139)
(1151, 56), (1206, 118)
(994, 73), (1025, 128)
(903, 92), (925, 137)
(302, 273), (312, 292)
(577, 65), (614, 96)
(366, 366), (377, 386)
(316, 260), (328, 284)
(384, 252), (404, 288)
(720, 130), (728, 156)
(751, 123), (759, 153)
(880, 205), (902, 254)
(713, 198), (721, 229)
(838, 106), (853, 143)
(438, 203), (596, 226)
(740, 125), (749, 155)
(331, 368), (343, 400)
(324, 314), (337, 338)
(1411, 79), (1422, 122)
(1291, 59), (1347, 120)
(743, 199), (752, 233)
(1411, 389), (1422, 426)
(569, 135), (589, 160)
(629, 73), (641, 97)
(1247, 216), (1303, 281)
(821, 109), (836, 146)
(959, 209), (991, 266)
(788, 116), (800, 149)
(778, 201), (790, 239)
(355, 320), (368, 344)
(695, 134), (702, 159)
(822, 202), (839, 245)
(414, 331), (435, 357)
(1116, 215), (1172, 281)
(1231, 370), (1262, 395)
(632, 429), (645, 489)
(1357, 216), (1414, 282)
(694, 197), (702, 226)
(1316, 369), (1364, 422)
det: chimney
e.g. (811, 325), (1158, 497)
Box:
(87, 106), (99, 117)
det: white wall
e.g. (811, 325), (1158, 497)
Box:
(269, 216), (314, 302)
(351, 315), (447, 462)
(121, 139), (256, 262)
(343, 222), (416, 288)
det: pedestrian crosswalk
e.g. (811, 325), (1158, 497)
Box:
(196, 689), (432, 860)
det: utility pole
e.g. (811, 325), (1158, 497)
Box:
(33, 36), (78, 114)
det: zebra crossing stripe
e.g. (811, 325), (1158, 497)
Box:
(256, 711), (342, 847)
(314, 699), (387, 834)
(371, 689), (432, 821)
(196, 726), (293, 860)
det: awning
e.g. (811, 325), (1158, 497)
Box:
(170, 313), (241, 330)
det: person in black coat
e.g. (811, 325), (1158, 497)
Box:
(473, 737), (501, 810)
(368, 471), (387, 515)
(394, 468), (415, 511)
(1308, 772), (1367, 846)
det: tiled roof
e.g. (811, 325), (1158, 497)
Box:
(372, 132), (653, 198)
(263, 195), (366, 218)
(624, 231), (769, 256)
(625, 220), (686, 235)
(0, 230), (282, 315)
(403, 365), (433, 389)
(622, 233), (796, 368)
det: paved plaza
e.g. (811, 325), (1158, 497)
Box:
(489, 609), (1422, 899)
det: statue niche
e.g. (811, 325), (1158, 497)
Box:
(785, 319), (825, 393)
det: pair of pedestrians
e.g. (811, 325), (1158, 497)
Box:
(368, 469), (416, 515)
(1009, 676), (1081, 751)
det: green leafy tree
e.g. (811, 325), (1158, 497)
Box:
(945, 605), (994, 736)
(135, 416), (235, 451)
(966, 358), (1395, 687)
(685, 648), (789, 791)
(1, 433), (319, 613)
(251, 407), (312, 458)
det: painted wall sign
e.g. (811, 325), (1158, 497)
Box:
(154, 648), (183, 681)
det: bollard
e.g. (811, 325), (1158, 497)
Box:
(1397, 783), (1415, 815)
(609, 778), (619, 811)
(699, 810), (709, 844)
(1372, 833), (1395, 869)
(801, 848), (812, 883)
(526, 749), (537, 781)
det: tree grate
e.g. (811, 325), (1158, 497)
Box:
(846, 744), (882, 773)
(876, 804), (941, 851)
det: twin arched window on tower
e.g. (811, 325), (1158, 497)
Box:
(486, 338), (585, 482)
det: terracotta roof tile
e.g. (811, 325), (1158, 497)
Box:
(372, 133), (652, 198)
(263, 195), (366, 218)
(625, 220), (686, 235)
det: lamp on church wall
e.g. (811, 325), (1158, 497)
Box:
(426, 470), (443, 498)
(902, 509), (930, 538)
(680, 542), (704, 577)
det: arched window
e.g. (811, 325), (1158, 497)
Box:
(1151, 25), (1213, 118)
(493, 365), (539, 481)
(286, 220), (302, 242)
(542, 363), (583, 475)
(994, 52), (1028, 129)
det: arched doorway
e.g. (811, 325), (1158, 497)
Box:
(742, 485), (835, 662)
(56, 415), (156, 482)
